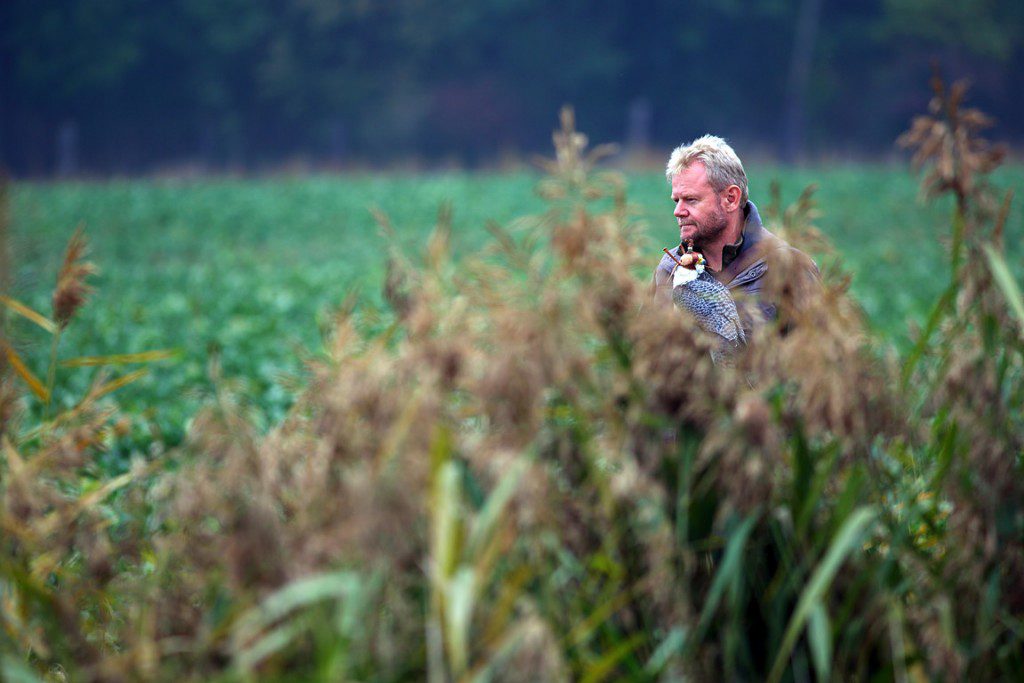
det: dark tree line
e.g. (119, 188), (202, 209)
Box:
(1, 0), (1022, 176)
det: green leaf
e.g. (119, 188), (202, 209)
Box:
(928, 419), (958, 490)
(432, 461), (462, 580)
(580, 634), (646, 683)
(565, 587), (632, 649)
(233, 571), (362, 653)
(983, 244), (1024, 334)
(0, 656), (42, 683)
(444, 567), (476, 676)
(768, 507), (875, 683)
(466, 458), (527, 559)
(901, 281), (956, 390)
(236, 618), (308, 672)
(791, 427), (813, 531)
(691, 514), (758, 648)
(645, 626), (686, 676)
(807, 601), (832, 682)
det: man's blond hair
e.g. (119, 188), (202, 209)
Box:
(665, 135), (748, 206)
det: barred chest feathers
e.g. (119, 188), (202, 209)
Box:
(671, 262), (746, 359)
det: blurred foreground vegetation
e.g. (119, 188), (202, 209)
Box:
(0, 88), (1022, 681)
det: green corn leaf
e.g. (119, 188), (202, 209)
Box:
(768, 507), (875, 683)
(692, 514), (758, 648)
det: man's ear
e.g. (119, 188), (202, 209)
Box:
(721, 185), (743, 212)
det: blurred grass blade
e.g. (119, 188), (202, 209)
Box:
(234, 571), (360, 646)
(928, 420), (958, 490)
(901, 281), (955, 390)
(466, 458), (527, 558)
(236, 619), (307, 672)
(0, 295), (55, 333)
(89, 368), (149, 400)
(233, 572), (363, 671)
(644, 626), (686, 676)
(807, 601), (832, 682)
(888, 603), (909, 683)
(483, 566), (531, 645)
(580, 634), (645, 683)
(983, 244), (1024, 333)
(445, 567), (476, 676)
(0, 655), (42, 683)
(469, 624), (526, 683)
(769, 507), (875, 683)
(2, 343), (48, 401)
(60, 348), (181, 367)
(692, 514), (757, 646)
(565, 587), (632, 649)
(432, 460), (462, 579)
(797, 444), (841, 535)
(429, 446), (459, 683)
(334, 570), (380, 639)
(37, 471), (135, 536)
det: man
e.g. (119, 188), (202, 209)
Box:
(652, 135), (819, 339)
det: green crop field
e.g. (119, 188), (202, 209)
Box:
(7, 165), (1023, 454)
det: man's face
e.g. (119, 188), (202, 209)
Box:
(671, 162), (728, 249)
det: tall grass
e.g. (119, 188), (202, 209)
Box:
(0, 82), (1022, 681)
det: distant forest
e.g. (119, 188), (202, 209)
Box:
(2, 0), (1023, 175)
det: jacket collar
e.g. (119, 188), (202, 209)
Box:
(722, 201), (767, 269)
(715, 200), (786, 286)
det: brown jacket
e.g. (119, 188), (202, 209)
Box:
(652, 201), (820, 334)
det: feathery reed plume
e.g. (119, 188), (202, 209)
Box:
(898, 68), (1006, 214)
(52, 225), (97, 328)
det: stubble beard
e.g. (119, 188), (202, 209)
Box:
(681, 207), (729, 252)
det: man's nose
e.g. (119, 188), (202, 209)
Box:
(674, 204), (686, 218)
